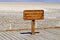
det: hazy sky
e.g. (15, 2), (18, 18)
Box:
(0, 0), (60, 2)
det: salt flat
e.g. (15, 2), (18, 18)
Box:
(0, 8), (60, 40)
(0, 28), (60, 40)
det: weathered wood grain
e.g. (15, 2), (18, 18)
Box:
(23, 10), (44, 20)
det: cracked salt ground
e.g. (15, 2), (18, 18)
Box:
(0, 9), (60, 40)
(0, 29), (60, 40)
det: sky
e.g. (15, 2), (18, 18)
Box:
(0, 0), (60, 2)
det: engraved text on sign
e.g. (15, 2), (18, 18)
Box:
(23, 10), (44, 20)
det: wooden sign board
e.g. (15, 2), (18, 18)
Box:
(23, 10), (44, 20)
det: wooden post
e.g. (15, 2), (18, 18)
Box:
(31, 20), (35, 35)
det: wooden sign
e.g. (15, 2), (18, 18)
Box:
(23, 10), (44, 35)
(23, 10), (44, 20)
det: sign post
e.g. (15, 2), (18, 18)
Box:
(31, 20), (35, 35)
(23, 10), (44, 35)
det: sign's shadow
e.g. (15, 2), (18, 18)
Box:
(20, 32), (40, 34)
